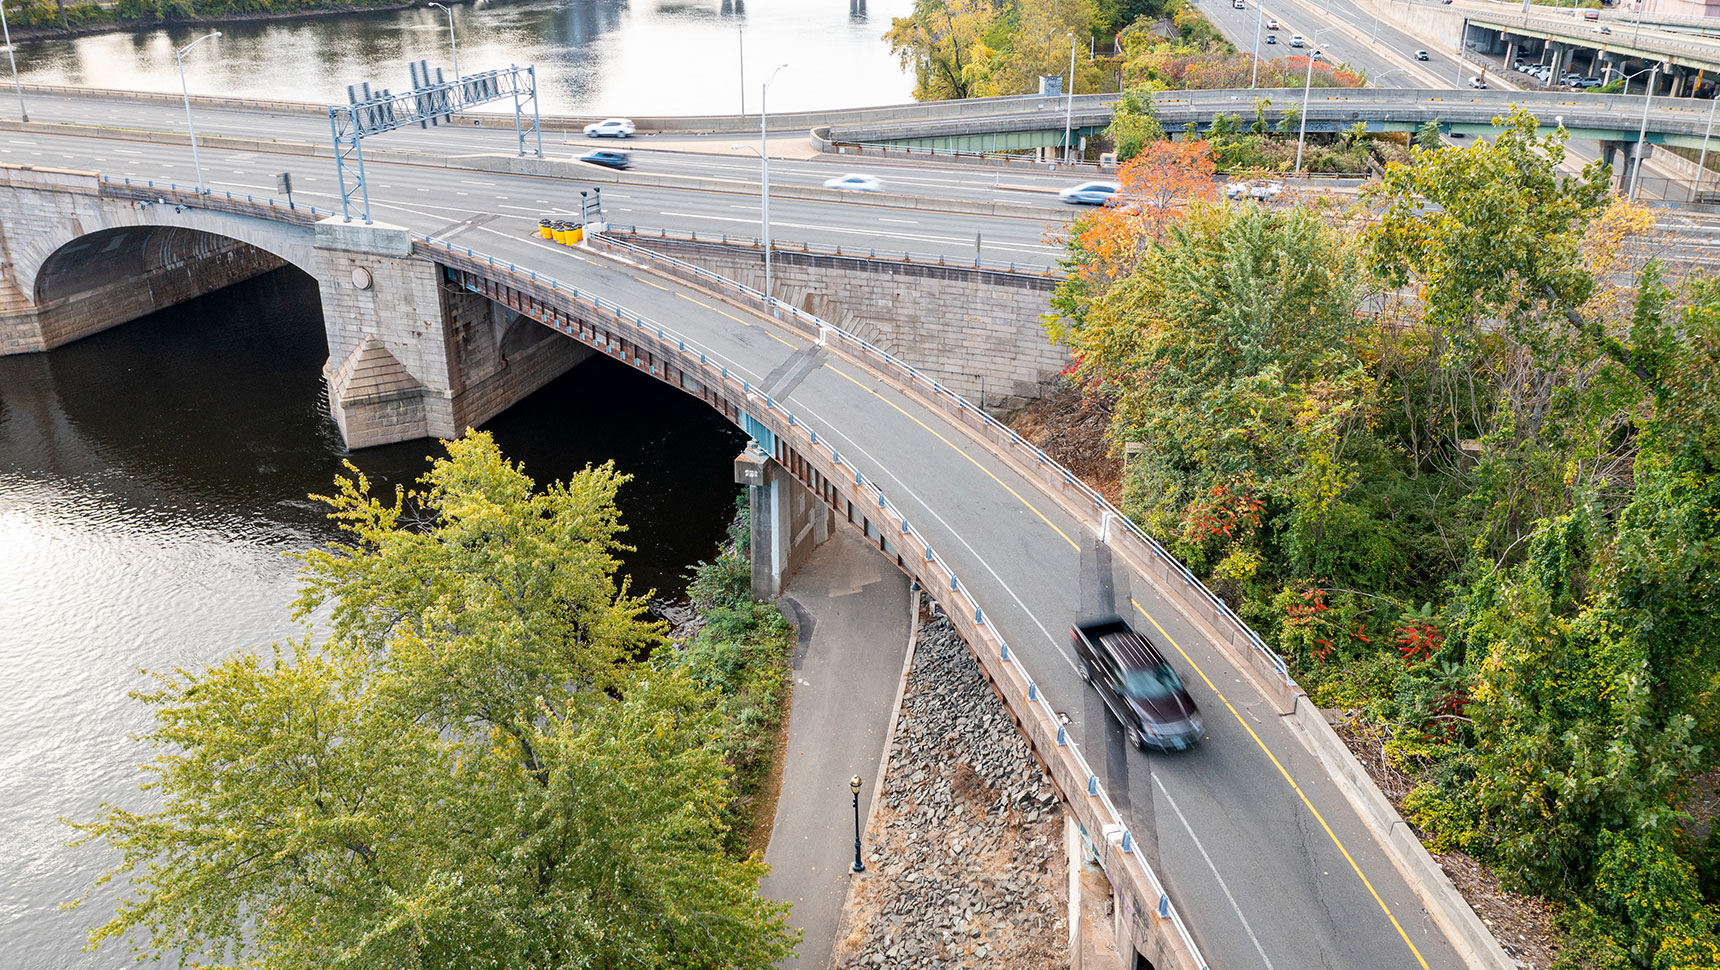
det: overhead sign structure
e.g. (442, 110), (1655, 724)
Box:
(328, 62), (543, 224)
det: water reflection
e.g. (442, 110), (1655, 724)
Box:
(9, 0), (911, 114)
(0, 267), (748, 967)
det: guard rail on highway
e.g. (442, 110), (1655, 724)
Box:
(75, 170), (1212, 969)
(603, 223), (1065, 277)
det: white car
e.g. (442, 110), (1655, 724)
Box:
(823, 173), (885, 192)
(1059, 180), (1121, 205)
(1267, 17), (1280, 28)
(583, 118), (635, 138)
(1225, 181), (1283, 200)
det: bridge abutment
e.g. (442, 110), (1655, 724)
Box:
(315, 218), (593, 449)
(737, 442), (833, 599)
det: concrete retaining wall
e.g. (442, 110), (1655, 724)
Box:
(595, 232), (1068, 409)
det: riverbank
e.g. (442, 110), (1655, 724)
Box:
(7, 0), (471, 42)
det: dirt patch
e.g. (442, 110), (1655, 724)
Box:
(1336, 716), (1560, 970)
(1003, 383), (1123, 505)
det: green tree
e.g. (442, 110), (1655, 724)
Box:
(1103, 89), (1164, 160)
(884, 0), (1002, 101)
(73, 433), (797, 969)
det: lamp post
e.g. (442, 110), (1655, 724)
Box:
(1694, 94), (1717, 202)
(427, 2), (460, 83)
(849, 775), (865, 873)
(175, 31), (221, 195)
(732, 64), (786, 305)
(1628, 62), (1662, 201)
(0, 0), (25, 123)
(1294, 23), (1355, 174)
(1249, 0), (1263, 89)
(737, 26), (745, 116)
(1063, 32), (1077, 163)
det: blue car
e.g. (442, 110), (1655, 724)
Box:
(1059, 180), (1120, 205)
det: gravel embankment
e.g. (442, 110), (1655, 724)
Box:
(833, 607), (1069, 970)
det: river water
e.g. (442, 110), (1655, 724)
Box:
(8, 0), (914, 114)
(0, 268), (749, 966)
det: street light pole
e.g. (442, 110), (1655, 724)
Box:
(761, 63), (786, 304)
(428, 3), (460, 82)
(1249, 0), (1263, 89)
(0, 0), (26, 123)
(737, 26), (745, 116)
(1629, 63), (1660, 201)
(1294, 23), (1354, 174)
(1064, 32), (1076, 163)
(1695, 94), (1717, 202)
(175, 31), (221, 195)
(850, 775), (865, 873)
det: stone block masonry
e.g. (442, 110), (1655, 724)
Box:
(833, 608), (1072, 969)
(607, 234), (1070, 411)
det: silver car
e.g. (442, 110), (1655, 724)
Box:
(1058, 180), (1120, 205)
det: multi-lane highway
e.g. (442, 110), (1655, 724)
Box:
(0, 89), (1490, 970)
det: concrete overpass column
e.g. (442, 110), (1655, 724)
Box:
(737, 441), (832, 599)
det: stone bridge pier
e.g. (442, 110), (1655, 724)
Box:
(0, 166), (589, 449)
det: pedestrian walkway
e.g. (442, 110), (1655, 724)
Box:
(761, 529), (913, 970)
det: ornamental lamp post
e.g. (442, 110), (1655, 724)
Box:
(427, 2), (460, 83)
(850, 775), (865, 873)
(175, 31), (222, 195)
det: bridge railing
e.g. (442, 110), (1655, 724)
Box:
(603, 223), (1064, 277)
(414, 231), (1211, 970)
(97, 175), (330, 226)
(593, 231), (1299, 701)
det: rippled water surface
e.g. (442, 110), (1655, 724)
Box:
(0, 269), (748, 966)
(9, 0), (913, 114)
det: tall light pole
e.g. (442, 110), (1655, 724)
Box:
(1249, 0), (1264, 89)
(737, 26), (745, 116)
(1629, 62), (1662, 201)
(175, 31), (221, 195)
(428, 2), (460, 82)
(0, 0), (25, 123)
(1695, 93), (1717, 202)
(736, 64), (787, 304)
(1064, 32), (1077, 163)
(849, 775), (865, 873)
(1294, 23), (1354, 174)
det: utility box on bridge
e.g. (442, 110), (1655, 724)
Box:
(1038, 74), (1063, 96)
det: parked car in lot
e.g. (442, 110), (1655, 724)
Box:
(823, 173), (885, 192)
(583, 118), (635, 138)
(580, 149), (632, 170)
(1415, 49), (1429, 60)
(1059, 180), (1120, 205)
(1071, 616), (1203, 752)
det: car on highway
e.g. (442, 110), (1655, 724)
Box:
(1058, 180), (1120, 205)
(1266, 33), (1277, 43)
(1311, 49), (1324, 61)
(1596, 23), (1612, 33)
(1469, 76), (1488, 88)
(1226, 180), (1283, 200)
(1071, 616), (1203, 752)
(580, 149), (632, 170)
(1583, 8), (1600, 18)
(1415, 49), (1429, 60)
(1290, 33), (1304, 46)
(583, 118), (635, 138)
(823, 173), (885, 192)
(1267, 16), (1279, 28)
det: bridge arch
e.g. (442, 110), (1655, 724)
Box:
(32, 224), (312, 309)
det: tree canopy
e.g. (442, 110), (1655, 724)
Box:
(73, 433), (797, 969)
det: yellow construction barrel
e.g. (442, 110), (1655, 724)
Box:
(567, 224), (584, 245)
(538, 218), (553, 239)
(552, 221), (569, 244)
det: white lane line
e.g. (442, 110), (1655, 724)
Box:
(459, 179), (498, 186)
(879, 218), (920, 224)
(113, 149), (142, 155)
(789, 397), (1075, 672)
(1153, 774), (1278, 970)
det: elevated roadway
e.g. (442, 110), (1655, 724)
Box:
(0, 101), (1497, 970)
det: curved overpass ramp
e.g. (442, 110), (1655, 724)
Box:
(0, 119), (1506, 970)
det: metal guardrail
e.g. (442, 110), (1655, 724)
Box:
(603, 223), (1065, 277)
(71, 172), (1213, 968)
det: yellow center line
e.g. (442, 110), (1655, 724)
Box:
(825, 364), (1077, 550)
(675, 291), (751, 326)
(633, 275), (671, 291)
(1129, 596), (1432, 970)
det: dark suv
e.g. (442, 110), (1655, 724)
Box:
(1071, 616), (1203, 751)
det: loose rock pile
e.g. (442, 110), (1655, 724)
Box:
(834, 606), (1069, 969)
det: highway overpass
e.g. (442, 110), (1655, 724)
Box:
(0, 87), (1520, 970)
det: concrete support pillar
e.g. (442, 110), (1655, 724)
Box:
(1504, 38), (1518, 69)
(739, 443), (833, 599)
